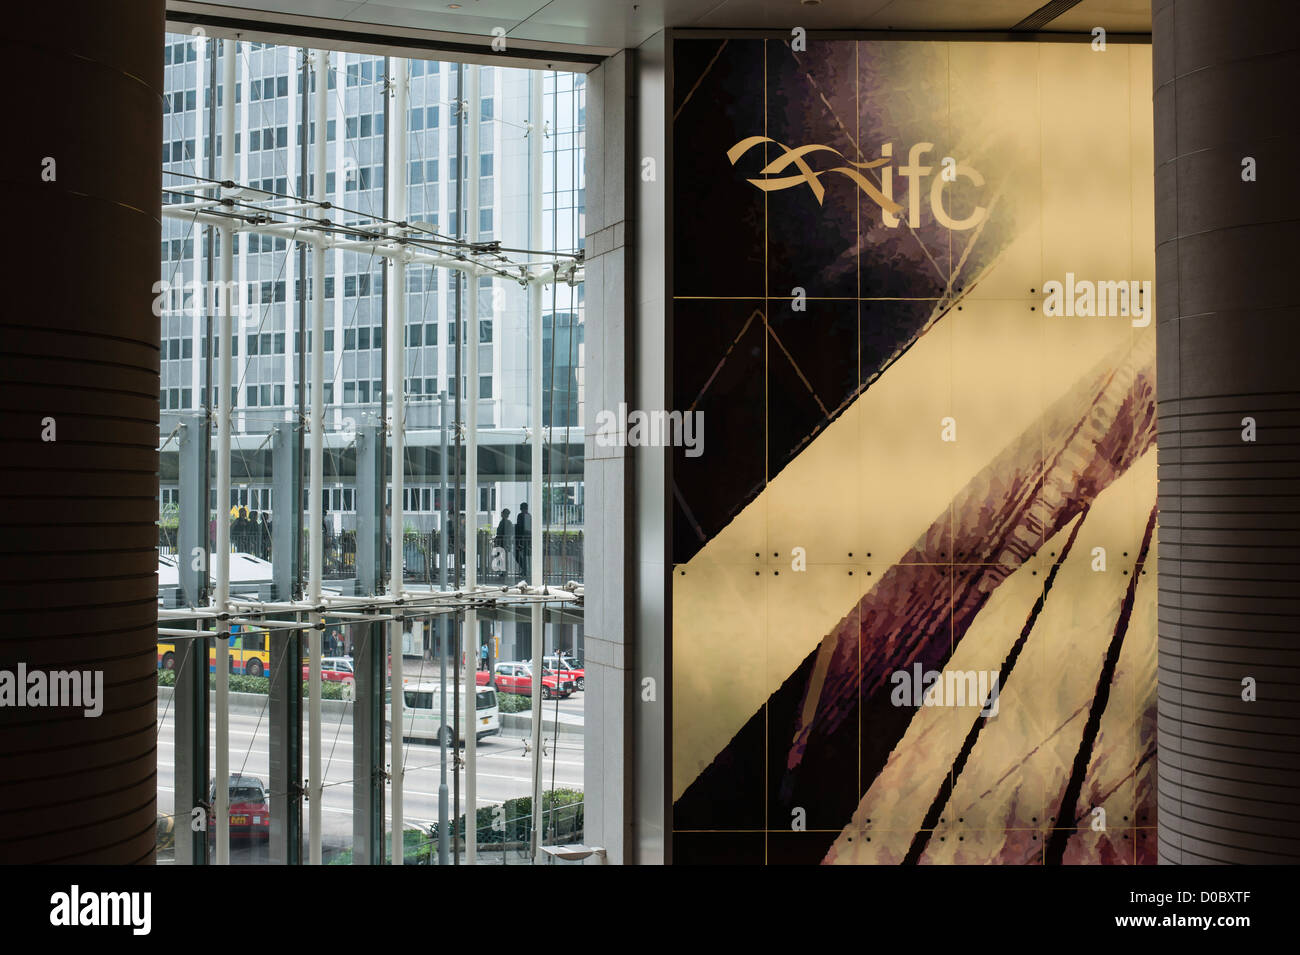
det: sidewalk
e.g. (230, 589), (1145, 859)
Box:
(157, 685), (585, 737)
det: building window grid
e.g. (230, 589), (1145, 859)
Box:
(160, 38), (585, 428)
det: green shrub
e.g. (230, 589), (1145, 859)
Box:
(429, 788), (584, 847)
(155, 668), (347, 700)
(315, 680), (349, 701)
(328, 828), (434, 865)
(230, 674), (270, 694)
(496, 691), (532, 713)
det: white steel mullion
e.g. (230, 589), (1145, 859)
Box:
(528, 70), (545, 865)
(389, 57), (409, 865)
(463, 62), (481, 866)
(307, 48), (330, 867)
(214, 37), (237, 867)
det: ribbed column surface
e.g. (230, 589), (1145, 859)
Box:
(1154, 0), (1300, 863)
(0, 2), (164, 862)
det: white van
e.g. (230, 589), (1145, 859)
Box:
(385, 682), (500, 745)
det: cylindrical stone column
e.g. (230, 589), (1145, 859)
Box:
(0, 2), (165, 862)
(1154, 0), (1300, 864)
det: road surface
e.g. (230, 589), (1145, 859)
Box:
(156, 691), (585, 863)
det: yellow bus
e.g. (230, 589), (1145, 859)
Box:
(157, 624), (272, 677)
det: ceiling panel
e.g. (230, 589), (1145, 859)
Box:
(176, 0), (1151, 57)
(205, 0), (383, 19)
(1047, 0), (1152, 33)
(327, 1), (536, 38)
(815, 0), (1044, 31)
(674, 0), (896, 31)
(482, 0), (724, 50)
(376, 0), (554, 15)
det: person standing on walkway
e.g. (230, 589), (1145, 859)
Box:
(234, 506), (250, 553)
(515, 502), (531, 579)
(495, 508), (513, 581)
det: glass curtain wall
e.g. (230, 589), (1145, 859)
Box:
(158, 33), (586, 864)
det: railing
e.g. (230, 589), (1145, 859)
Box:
(160, 525), (584, 586)
(156, 523), (272, 559)
(399, 529), (583, 586)
(408, 798), (585, 864)
(324, 797), (585, 865)
(543, 502), (584, 526)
